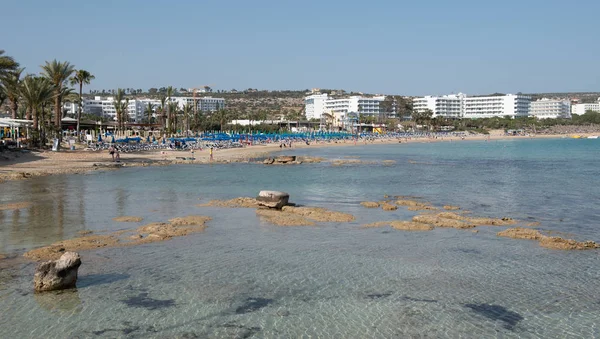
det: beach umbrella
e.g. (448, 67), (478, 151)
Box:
(146, 136), (150, 143)
(97, 134), (102, 142)
(152, 136), (156, 142)
(111, 136), (115, 143)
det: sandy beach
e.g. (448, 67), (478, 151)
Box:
(0, 131), (594, 183)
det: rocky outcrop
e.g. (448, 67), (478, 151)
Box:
(497, 227), (543, 240)
(263, 156), (299, 165)
(113, 216), (143, 222)
(256, 191), (290, 209)
(443, 205), (461, 210)
(396, 199), (437, 211)
(34, 252), (81, 292)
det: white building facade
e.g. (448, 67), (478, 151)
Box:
(305, 94), (385, 123)
(304, 94), (329, 120)
(413, 94), (464, 118)
(571, 100), (600, 115)
(64, 96), (225, 122)
(412, 93), (531, 119)
(530, 99), (571, 119)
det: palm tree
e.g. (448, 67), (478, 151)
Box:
(213, 109), (230, 131)
(69, 70), (95, 139)
(41, 60), (75, 129)
(182, 103), (193, 136)
(144, 102), (155, 123)
(19, 76), (53, 136)
(165, 86), (174, 132)
(59, 87), (78, 118)
(1, 68), (24, 119)
(0, 50), (19, 78)
(158, 96), (166, 130)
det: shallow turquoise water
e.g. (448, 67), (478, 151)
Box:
(0, 138), (599, 338)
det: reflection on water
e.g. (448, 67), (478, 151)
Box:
(34, 289), (82, 314)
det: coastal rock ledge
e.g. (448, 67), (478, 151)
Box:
(33, 252), (81, 292)
(256, 191), (290, 209)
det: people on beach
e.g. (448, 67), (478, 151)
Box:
(209, 147), (214, 161)
(109, 145), (115, 161)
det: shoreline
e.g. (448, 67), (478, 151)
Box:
(0, 132), (596, 183)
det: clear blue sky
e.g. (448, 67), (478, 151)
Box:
(2, 0), (599, 95)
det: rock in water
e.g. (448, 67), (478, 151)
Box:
(34, 252), (82, 292)
(274, 156), (296, 164)
(256, 191), (290, 209)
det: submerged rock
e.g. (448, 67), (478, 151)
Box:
(197, 197), (261, 208)
(539, 237), (600, 250)
(256, 209), (315, 226)
(24, 235), (120, 261)
(0, 202), (32, 211)
(381, 202), (398, 211)
(361, 221), (433, 231)
(497, 227), (599, 250)
(113, 216), (143, 222)
(256, 191), (290, 209)
(34, 252), (81, 292)
(443, 205), (461, 211)
(389, 221), (433, 231)
(281, 206), (355, 222)
(360, 201), (380, 208)
(497, 227), (543, 240)
(24, 216), (212, 261)
(412, 214), (475, 229)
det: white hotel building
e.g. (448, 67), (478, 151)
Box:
(304, 94), (385, 122)
(413, 93), (531, 119)
(529, 98), (571, 119)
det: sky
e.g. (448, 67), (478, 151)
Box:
(2, 0), (599, 96)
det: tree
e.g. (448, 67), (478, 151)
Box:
(182, 103), (193, 136)
(213, 109), (230, 131)
(19, 76), (53, 137)
(165, 86), (174, 133)
(148, 88), (158, 95)
(144, 102), (155, 123)
(41, 60), (75, 129)
(1, 68), (24, 119)
(0, 50), (19, 78)
(69, 70), (95, 139)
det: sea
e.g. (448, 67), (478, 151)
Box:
(0, 138), (599, 338)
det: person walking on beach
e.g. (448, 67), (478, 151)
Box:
(115, 146), (120, 162)
(209, 146), (214, 162)
(109, 145), (115, 162)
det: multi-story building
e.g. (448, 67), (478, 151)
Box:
(304, 94), (328, 120)
(463, 94), (531, 118)
(571, 99), (600, 115)
(530, 98), (571, 119)
(413, 93), (464, 118)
